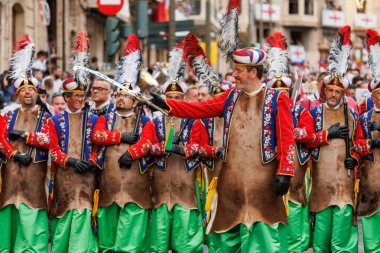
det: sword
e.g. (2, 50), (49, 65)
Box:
(73, 66), (168, 115)
(291, 72), (303, 106)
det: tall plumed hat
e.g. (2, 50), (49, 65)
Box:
(115, 34), (142, 94)
(366, 29), (380, 93)
(265, 32), (292, 89)
(63, 31), (90, 92)
(218, 0), (240, 61)
(161, 39), (187, 95)
(323, 25), (352, 90)
(182, 34), (221, 94)
(10, 34), (39, 93)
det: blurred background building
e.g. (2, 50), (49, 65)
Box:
(0, 0), (379, 75)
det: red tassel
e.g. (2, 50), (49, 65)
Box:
(73, 31), (89, 53)
(265, 32), (287, 50)
(366, 29), (380, 48)
(125, 34), (140, 55)
(338, 25), (352, 46)
(227, 0), (240, 13)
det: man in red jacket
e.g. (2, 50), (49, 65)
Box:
(150, 47), (295, 252)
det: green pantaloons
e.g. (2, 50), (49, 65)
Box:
(313, 205), (358, 253)
(287, 201), (311, 252)
(208, 222), (288, 253)
(98, 202), (150, 253)
(361, 211), (380, 252)
(150, 204), (203, 253)
(51, 209), (98, 253)
(0, 203), (49, 253)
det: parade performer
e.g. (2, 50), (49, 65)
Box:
(305, 26), (362, 252)
(92, 34), (157, 253)
(149, 40), (205, 253)
(90, 79), (115, 116)
(358, 96), (374, 115)
(0, 35), (51, 253)
(356, 28), (380, 252)
(265, 31), (314, 252)
(48, 32), (100, 252)
(149, 44), (295, 252)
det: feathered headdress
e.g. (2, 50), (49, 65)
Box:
(70, 31), (90, 91)
(183, 34), (221, 94)
(161, 40), (187, 95)
(218, 0), (240, 61)
(265, 32), (292, 89)
(115, 34), (142, 93)
(9, 34), (38, 92)
(366, 29), (380, 92)
(324, 25), (352, 90)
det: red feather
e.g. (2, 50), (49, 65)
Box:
(73, 31), (89, 53)
(227, 0), (240, 13)
(366, 29), (380, 48)
(182, 34), (205, 64)
(125, 34), (140, 55)
(338, 25), (351, 46)
(265, 32), (287, 50)
(14, 34), (31, 51)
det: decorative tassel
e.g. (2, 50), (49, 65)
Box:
(205, 177), (218, 224)
(353, 178), (360, 226)
(164, 118), (175, 152)
(91, 188), (100, 234)
(284, 191), (290, 217)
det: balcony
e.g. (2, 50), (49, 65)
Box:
(254, 3), (281, 22)
(321, 9), (345, 28)
(353, 13), (377, 31)
(281, 0), (319, 28)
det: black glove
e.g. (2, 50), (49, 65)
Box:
(9, 130), (26, 141)
(369, 121), (380, 132)
(172, 135), (181, 145)
(369, 138), (380, 149)
(169, 144), (185, 156)
(118, 152), (133, 169)
(121, 132), (138, 145)
(344, 157), (357, 170)
(216, 147), (224, 159)
(327, 122), (349, 140)
(149, 92), (170, 112)
(275, 175), (291, 196)
(13, 151), (32, 166)
(66, 158), (95, 173)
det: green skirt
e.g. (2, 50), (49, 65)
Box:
(208, 222), (288, 253)
(98, 202), (150, 253)
(150, 204), (203, 253)
(0, 203), (48, 253)
(50, 208), (98, 253)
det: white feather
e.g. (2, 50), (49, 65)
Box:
(219, 8), (239, 60)
(266, 47), (289, 79)
(369, 43), (380, 82)
(9, 40), (35, 80)
(327, 37), (351, 77)
(167, 47), (186, 83)
(71, 52), (90, 87)
(191, 55), (220, 93)
(116, 50), (142, 86)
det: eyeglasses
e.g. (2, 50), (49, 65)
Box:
(91, 87), (109, 92)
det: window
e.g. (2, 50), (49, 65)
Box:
(188, 0), (201, 15)
(290, 31), (302, 45)
(304, 0), (313, 15)
(289, 0), (299, 14)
